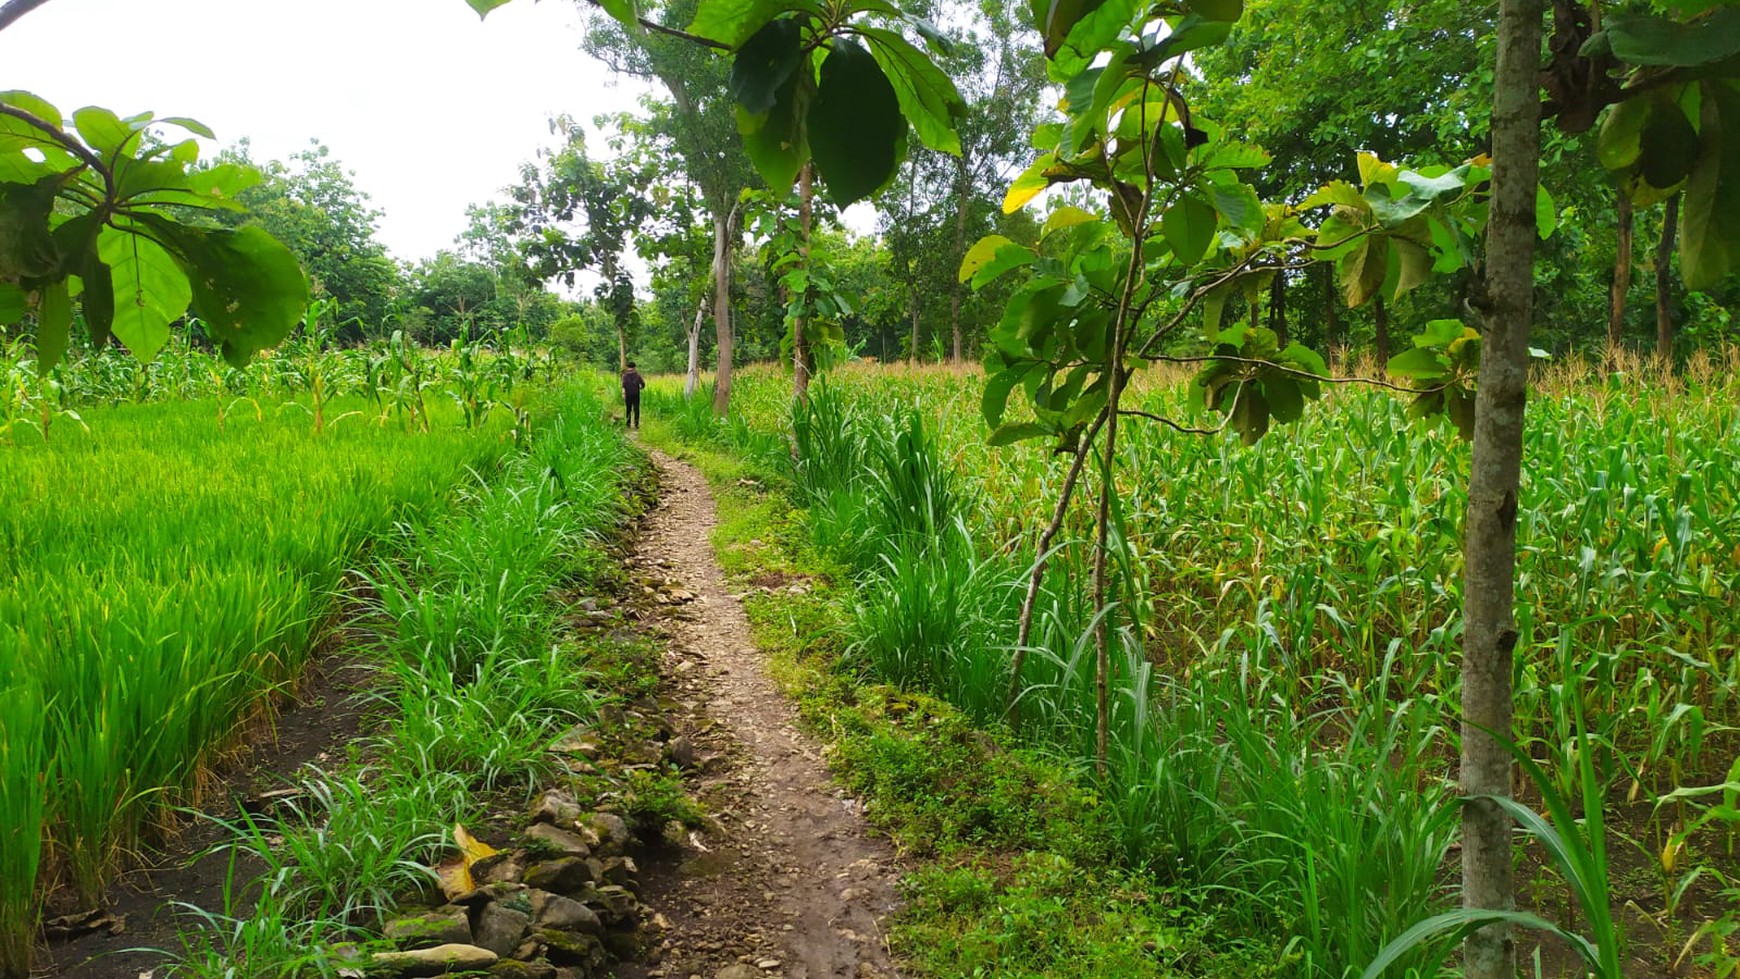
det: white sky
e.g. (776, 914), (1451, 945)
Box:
(1, 0), (653, 263)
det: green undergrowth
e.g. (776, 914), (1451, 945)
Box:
(638, 420), (1281, 978)
(159, 382), (699, 977)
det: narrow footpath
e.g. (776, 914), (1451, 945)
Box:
(625, 450), (903, 979)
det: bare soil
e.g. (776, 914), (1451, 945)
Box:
(624, 449), (904, 979)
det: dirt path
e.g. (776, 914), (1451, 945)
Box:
(624, 450), (902, 979)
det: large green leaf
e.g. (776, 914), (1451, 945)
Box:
(158, 224), (309, 366)
(1338, 234), (1387, 307)
(99, 225), (189, 362)
(0, 90), (62, 128)
(71, 106), (139, 159)
(689, 0), (786, 47)
(1209, 181), (1264, 239)
(465, 0), (515, 17)
(1601, 8), (1740, 68)
(1183, 0), (1241, 20)
(0, 177), (60, 281)
(1047, 0), (1138, 81)
(35, 279), (71, 376)
(1596, 96), (1650, 171)
(80, 253), (114, 348)
(0, 283), (25, 325)
(809, 39), (904, 206)
(736, 71), (808, 192)
(1682, 81), (1740, 291)
(861, 26), (964, 156)
(730, 19), (804, 115)
(1162, 192), (1215, 264)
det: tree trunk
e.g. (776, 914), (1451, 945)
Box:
(1608, 187), (1633, 352)
(1269, 272), (1288, 346)
(947, 154), (971, 363)
(793, 162), (814, 402)
(607, 257), (627, 372)
(1324, 264), (1340, 360)
(1373, 295), (1391, 371)
(1656, 194), (1679, 363)
(685, 294), (705, 398)
(711, 205), (736, 416)
(1462, 1), (1542, 977)
(910, 296), (921, 367)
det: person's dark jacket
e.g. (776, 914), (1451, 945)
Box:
(621, 369), (645, 397)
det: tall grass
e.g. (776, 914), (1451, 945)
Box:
(168, 385), (634, 976)
(0, 395), (509, 971)
(660, 354), (1740, 978)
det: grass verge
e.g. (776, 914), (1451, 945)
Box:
(637, 416), (1285, 979)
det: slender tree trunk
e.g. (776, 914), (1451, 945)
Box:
(1373, 295), (1391, 371)
(947, 154), (972, 362)
(909, 297), (921, 367)
(1656, 194), (1679, 363)
(1325, 264), (1340, 360)
(711, 205), (736, 416)
(685, 294), (705, 398)
(794, 162), (814, 402)
(1462, 1), (1542, 976)
(607, 257), (627, 372)
(1608, 187), (1633, 351)
(1269, 272), (1288, 346)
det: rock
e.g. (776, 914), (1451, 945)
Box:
(586, 812), (631, 852)
(523, 857), (595, 894)
(665, 736), (696, 770)
(371, 943), (497, 976)
(525, 824), (592, 858)
(383, 907), (472, 949)
(756, 960), (782, 970)
(473, 904), (531, 958)
(625, 740), (664, 766)
(488, 960), (556, 979)
(531, 890), (603, 935)
(451, 882), (524, 908)
(599, 856), (637, 889)
(530, 789), (583, 827)
(716, 967), (762, 979)
(586, 884), (638, 925)
(536, 928), (609, 969)
(473, 852), (525, 885)
(549, 726), (602, 758)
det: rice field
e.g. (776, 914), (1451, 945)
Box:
(0, 394), (511, 975)
(647, 350), (1740, 977)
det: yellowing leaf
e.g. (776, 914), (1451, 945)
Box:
(960, 235), (1015, 282)
(1004, 156), (1052, 213)
(454, 823), (497, 864)
(435, 856), (474, 899)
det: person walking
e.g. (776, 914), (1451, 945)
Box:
(621, 361), (646, 430)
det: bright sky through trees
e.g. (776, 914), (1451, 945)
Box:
(0, 0), (651, 260)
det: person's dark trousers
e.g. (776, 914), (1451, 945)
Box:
(625, 393), (641, 429)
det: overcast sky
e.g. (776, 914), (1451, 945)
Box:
(1, 0), (653, 262)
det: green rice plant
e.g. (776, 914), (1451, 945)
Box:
(0, 394), (510, 968)
(0, 681), (45, 979)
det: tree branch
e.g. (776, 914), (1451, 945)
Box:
(0, 103), (110, 189)
(582, 0), (733, 50)
(0, 0), (52, 33)
(1140, 352), (1449, 394)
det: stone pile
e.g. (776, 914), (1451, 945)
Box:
(363, 791), (650, 978)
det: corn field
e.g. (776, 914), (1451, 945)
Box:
(648, 349), (1740, 977)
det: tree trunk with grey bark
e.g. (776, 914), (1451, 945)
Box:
(685, 294), (705, 398)
(1462, 2), (1542, 977)
(711, 205), (736, 416)
(1657, 195), (1678, 363)
(1608, 188), (1633, 351)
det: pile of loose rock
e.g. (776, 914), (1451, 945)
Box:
(360, 790), (653, 978)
